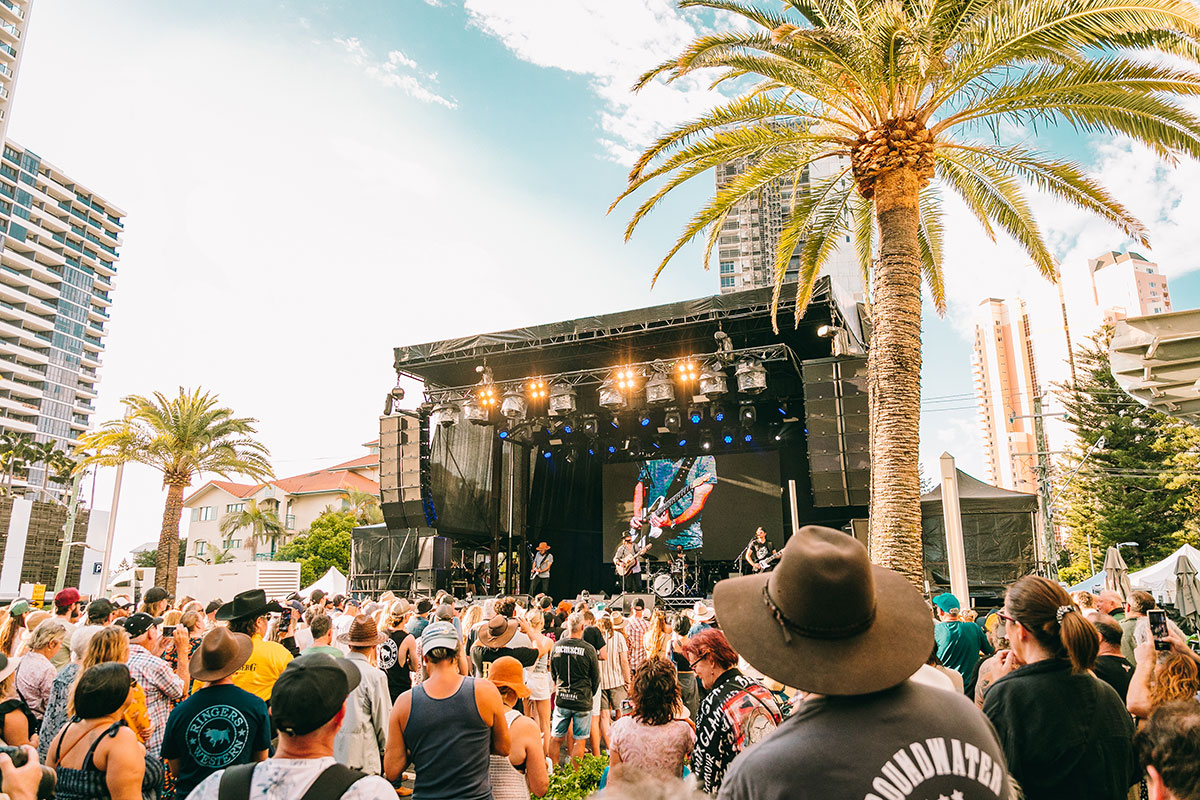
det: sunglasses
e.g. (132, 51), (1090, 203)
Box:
(996, 611), (1019, 629)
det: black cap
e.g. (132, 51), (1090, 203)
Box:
(205, 599), (223, 615)
(144, 587), (172, 605)
(122, 612), (163, 639)
(86, 598), (114, 622)
(270, 653), (360, 736)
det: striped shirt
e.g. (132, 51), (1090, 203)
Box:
(599, 632), (629, 690)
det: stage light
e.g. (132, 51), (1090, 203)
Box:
(563, 423), (574, 435)
(678, 438), (687, 447)
(702, 440), (711, 450)
(723, 434), (734, 444)
(687, 405), (703, 425)
(740, 402), (757, 425)
(615, 366), (641, 393)
(675, 359), (699, 383)
(735, 359), (768, 394)
(599, 376), (626, 411)
(498, 429), (510, 440)
(644, 370), (675, 405)
(639, 411), (652, 428)
(744, 433), (753, 443)
(699, 364), (728, 398)
(608, 445), (617, 454)
(431, 402), (460, 428)
(816, 324), (840, 339)
(549, 383), (577, 416)
(463, 398), (491, 425)
(663, 408), (682, 432)
(500, 388), (527, 420)
(527, 379), (549, 401)
(476, 384), (499, 409)
(581, 415), (599, 437)
(609, 416), (621, 429)
(712, 407), (726, 423)
(543, 451), (552, 459)
(588, 448), (595, 456)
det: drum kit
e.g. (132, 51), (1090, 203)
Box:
(645, 553), (702, 598)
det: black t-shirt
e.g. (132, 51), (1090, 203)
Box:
(747, 539), (772, 564)
(377, 630), (413, 703)
(161, 683), (271, 797)
(582, 625), (605, 653)
(549, 636), (600, 711)
(720, 680), (1012, 800)
(1092, 655), (1133, 702)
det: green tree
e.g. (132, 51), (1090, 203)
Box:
(75, 388), (273, 595)
(133, 542), (186, 568)
(341, 487), (383, 525)
(613, 0), (1200, 583)
(274, 509), (354, 587)
(193, 545), (237, 565)
(1056, 329), (1195, 575)
(219, 499), (286, 557)
(46, 448), (77, 503)
(0, 432), (34, 494)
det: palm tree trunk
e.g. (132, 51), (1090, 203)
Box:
(867, 166), (925, 587)
(156, 483), (186, 594)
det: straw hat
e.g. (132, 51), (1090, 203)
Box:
(336, 614), (388, 647)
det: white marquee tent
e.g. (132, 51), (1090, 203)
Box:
(1068, 543), (1200, 604)
(304, 566), (348, 597)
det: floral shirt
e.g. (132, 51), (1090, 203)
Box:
(607, 716), (695, 778)
(161, 634), (203, 672)
(14, 651), (56, 719)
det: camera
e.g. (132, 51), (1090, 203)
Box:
(0, 745), (57, 799)
(162, 625), (176, 636)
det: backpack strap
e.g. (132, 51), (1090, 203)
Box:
(299, 764), (368, 800)
(217, 763), (257, 800)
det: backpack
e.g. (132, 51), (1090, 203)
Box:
(217, 762), (366, 800)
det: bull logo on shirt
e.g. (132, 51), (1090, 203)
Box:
(187, 705), (251, 769)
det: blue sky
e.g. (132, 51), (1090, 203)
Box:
(10, 0), (1200, 559)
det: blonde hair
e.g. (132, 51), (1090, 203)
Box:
(180, 611), (201, 633)
(646, 609), (670, 661)
(461, 605), (483, 634)
(1150, 653), (1200, 710)
(163, 610), (182, 627)
(69, 626), (130, 716)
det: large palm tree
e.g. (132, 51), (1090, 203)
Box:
(614, 0), (1200, 584)
(219, 499), (286, 558)
(76, 388), (273, 594)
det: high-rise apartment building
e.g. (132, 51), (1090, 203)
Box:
(714, 155), (864, 300)
(1088, 250), (1171, 323)
(0, 142), (123, 491)
(972, 298), (1040, 494)
(0, 0), (33, 146)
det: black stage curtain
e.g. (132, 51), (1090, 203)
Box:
(527, 452), (604, 599)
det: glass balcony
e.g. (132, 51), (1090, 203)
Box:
(0, 1), (23, 21)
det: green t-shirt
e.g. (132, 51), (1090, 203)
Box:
(934, 620), (992, 684)
(300, 644), (344, 658)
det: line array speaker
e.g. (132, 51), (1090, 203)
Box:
(379, 410), (436, 529)
(802, 357), (870, 507)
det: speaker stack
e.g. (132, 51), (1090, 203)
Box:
(802, 357), (870, 507)
(379, 411), (436, 529)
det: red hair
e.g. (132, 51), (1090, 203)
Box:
(684, 628), (739, 670)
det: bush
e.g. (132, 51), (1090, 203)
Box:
(536, 753), (608, 800)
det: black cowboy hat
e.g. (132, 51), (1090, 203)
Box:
(215, 588), (285, 621)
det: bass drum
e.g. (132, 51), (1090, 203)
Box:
(652, 572), (675, 598)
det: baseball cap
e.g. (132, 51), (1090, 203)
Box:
(8, 599), (29, 617)
(86, 598), (114, 622)
(932, 593), (961, 614)
(421, 620), (460, 656)
(121, 612), (163, 639)
(54, 588), (81, 608)
(144, 587), (172, 605)
(204, 599), (223, 615)
(270, 653), (360, 737)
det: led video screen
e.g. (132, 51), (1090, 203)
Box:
(602, 451), (783, 563)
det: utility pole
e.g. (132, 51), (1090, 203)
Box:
(53, 468), (85, 593)
(1032, 395), (1058, 577)
(98, 461), (125, 598)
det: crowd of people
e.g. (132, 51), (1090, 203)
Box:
(0, 525), (1194, 799)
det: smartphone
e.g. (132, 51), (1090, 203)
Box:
(1148, 609), (1170, 651)
(162, 625), (176, 635)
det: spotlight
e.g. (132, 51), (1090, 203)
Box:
(744, 433), (753, 443)
(678, 438), (687, 447)
(549, 383), (577, 416)
(701, 438), (711, 450)
(498, 429), (510, 439)
(588, 448), (595, 456)
(383, 383), (405, 416)
(723, 434), (734, 444)
(687, 405), (703, 425)
(698, 364), (728, 398)
(712, 407), (726, 423)
(739, 402), (757, 425)
(500, 388), (527, 420)
(527, 379), (549, 401)
(638, 411), (652, 428)
(599, 375), (627, 410)
(675, 359), (699, 383)
(430, 402), (460, 428)
(644, 370), (675, 405)
(543, 451), (552, 460)
(816, 324), (840, 339)
(615, 366), (641, 393)
(463, 398), (491, 425)
(476, 384), (499, 410)
(562, 421), (574, 435)
(735, 359), (768, 394)
(581, 415), (599, 437)
(663, 408), (682, 432)
(608, 445), (617, 454)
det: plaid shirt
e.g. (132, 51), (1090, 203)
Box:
(128, 643), (184, 758)
(625, 614), (650, 673)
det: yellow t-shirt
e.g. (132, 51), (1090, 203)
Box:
(230, 635), (293, 703)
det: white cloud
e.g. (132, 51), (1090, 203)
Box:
(463, 0), (730, 163)
(333, 35), (457, 109)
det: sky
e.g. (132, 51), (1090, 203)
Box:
(9, 0), (1200, 563)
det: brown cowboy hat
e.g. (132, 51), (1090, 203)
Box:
(190, 627), (254, 682)
(714, 525), (932, 696)
(536, 541), (551, 552)
(337, 614), (388, 647)
(476, 614), (518, 648)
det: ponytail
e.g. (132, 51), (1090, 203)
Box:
(1006, 575), (1100, 673)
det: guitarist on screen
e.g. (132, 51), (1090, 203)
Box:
(743, 527), (779, 573)
(629, 455), (717, 552)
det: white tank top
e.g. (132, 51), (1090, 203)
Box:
(488, 708), (531, 800)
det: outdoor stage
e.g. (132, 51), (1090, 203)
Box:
(361, 278), (874, 600)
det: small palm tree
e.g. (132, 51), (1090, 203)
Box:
(193, 545), (237, 565)
(0, 431), (34, 494)
(219, 499), (286, 558)
(48, 450), (77, 503)
(76, 388), (273, 594)
(341, 486), (383, 525)
(614, 0), (1200, 584)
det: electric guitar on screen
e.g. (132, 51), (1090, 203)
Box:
(615, 542), (652, 576)
(630, 475), (715, 541)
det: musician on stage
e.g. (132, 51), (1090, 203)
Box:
(629, 455), (717, 551)
(530, 541), (553, 596)
(743, 527), (778, 573)
(668, 545), (688, 576)
(613, 533), (645, 593)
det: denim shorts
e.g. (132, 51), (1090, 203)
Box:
(551, 706), (591, 739)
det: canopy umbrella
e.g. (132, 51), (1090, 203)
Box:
(1174, 554), (1200, 634)
(1103, 547), (1132, 601)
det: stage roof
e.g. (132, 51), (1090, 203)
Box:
(394, 277), (863, 390)
(1111, 309), (1200, 423)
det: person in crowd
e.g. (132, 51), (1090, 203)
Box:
(46, 662), (163, 800)
(1122, 590), (1155, 663)
(1091, 613), (1134, 702)
(597, 613), (631, 749)
(1135, 699), (1200, 800)
(332, 598), (360, 648)
(13, 621), (65, 727)
(377, 601), (419, 704)
(472, 614), (539, 678)
(203, 600), (221, 630)
(66, 627), (152, 747)
(580, 610), (610, 756)
(683, 628), (781, 794)
(160, 610), (204, 673)
(644, 609), (670, 663)
(522, 610), (553, 751)
(125, 611), (188, 759)
(333, 615), (391, 775)
(309, 589), (328, 610)
(0, 599), (30, 658)
(460, 603), (483, 649)
(216, 589), (292, 703)
(301, 612), (344, 658)
(161, 627), (269, 797)
(969, 612), (1008, 703)
(37, 624), (102, 761)
(607, 659), (696, 782)
(932, 592), (992, 690)
(1073, 590), (1098, 618)
(984, 575), (1135, 799)
(0, 654), (34, 747)
(552, 600), (571, 634)
(50, 588), (82, 670)
(548, 612), (599, 765)
(538, 597), (555, 633)
(688, 603), (714, 638)
(1096, 590), (1125, 620)
(715, 526), (1013, 800)
(188, 652), (396, 800)
(16, 612), (49, 657)
(1128, 633), (1200, 724)
(140, 587), (172, 619)
(71, 599), (116, 656)
(486, 655), (549, 800)
(384, 621), (510, 800)
(277, 600), (305, 656)
(925, 646), (965, 693)
(668, 615), (698, 720)
(625, 599), (650, 674)
(406, 599), (433, 639)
